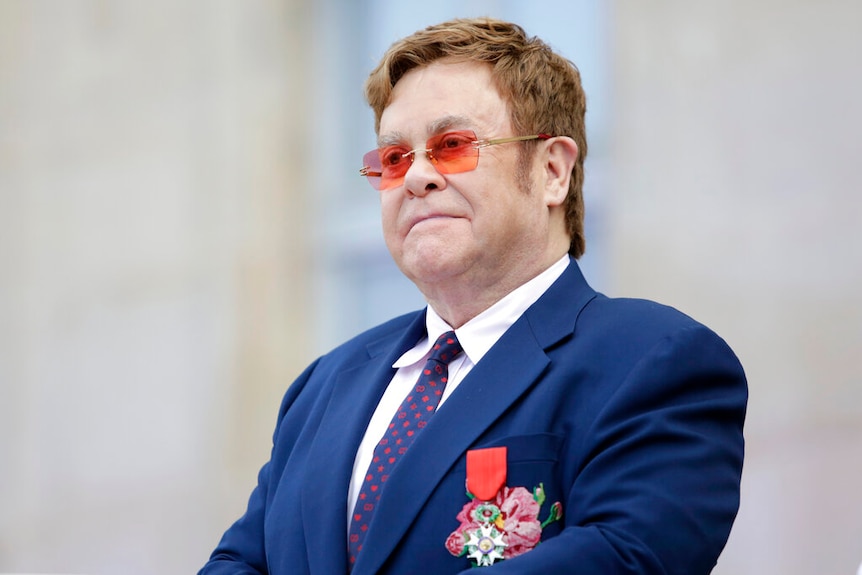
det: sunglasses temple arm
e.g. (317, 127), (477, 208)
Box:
(480, 133), (553, 146)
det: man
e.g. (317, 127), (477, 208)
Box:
(200, 17), (746, 575)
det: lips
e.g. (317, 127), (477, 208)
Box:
(407, 213), (460, 232)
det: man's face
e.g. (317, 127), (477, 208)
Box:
(377, 60), (556, 299)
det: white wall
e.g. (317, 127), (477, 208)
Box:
(0, 1), (312, 572)
(611, 2), (862, 573)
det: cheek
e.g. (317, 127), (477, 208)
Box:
(379, 196), (403, 241)
(474, 195), (535, 243)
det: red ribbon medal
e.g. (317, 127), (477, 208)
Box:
(466, 446), (507, 501)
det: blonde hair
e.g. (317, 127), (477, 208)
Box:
(365, 17), (588, 258)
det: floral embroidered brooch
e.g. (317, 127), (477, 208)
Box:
(445, 447), (562, 567)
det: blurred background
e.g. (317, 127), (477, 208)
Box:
(1, 0), (860, 573)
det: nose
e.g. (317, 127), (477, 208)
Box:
(403, 149), (445, 196)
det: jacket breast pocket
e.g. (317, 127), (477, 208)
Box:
(463, 433), (567, 543)
(483, 433), (564, 514)
(474, 432), (564, 491)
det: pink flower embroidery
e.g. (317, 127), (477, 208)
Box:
(446, 483), (562, 566)
(445, 528), (467, 557)
(498, 487), (542, 558)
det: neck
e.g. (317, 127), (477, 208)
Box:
(420, 250), (567, 328)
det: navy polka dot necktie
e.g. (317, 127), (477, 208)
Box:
(347, 331), (463, 568)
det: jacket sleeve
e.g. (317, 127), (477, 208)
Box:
(198, 359), (322, 575)
(466, 324), (747, 575)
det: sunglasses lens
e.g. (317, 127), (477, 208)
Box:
(361, 150), (383, 190)
(362, 146), (413, 190)
(378, 145), (412, 190)
(429, 131), (479, 174)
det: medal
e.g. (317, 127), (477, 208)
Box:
(465, 522), (507, 566)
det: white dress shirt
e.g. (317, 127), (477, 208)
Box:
(347, 255), (570, 528)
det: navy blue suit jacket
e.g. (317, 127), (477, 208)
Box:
(201, 259), (747, 574)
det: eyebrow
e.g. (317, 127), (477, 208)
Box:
(377, 115), (475, 147)
(429, 115), (473, 135)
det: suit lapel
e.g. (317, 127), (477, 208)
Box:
(301, 313), (427, 575)
(353, 259), (597, 575)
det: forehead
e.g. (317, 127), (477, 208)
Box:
(378, 60), (510, 142)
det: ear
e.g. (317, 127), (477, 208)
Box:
(541, 136), (578, 207)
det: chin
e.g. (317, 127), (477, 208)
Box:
(400, 252), (468, 285)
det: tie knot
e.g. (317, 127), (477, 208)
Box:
(429, 331), (463, 364)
